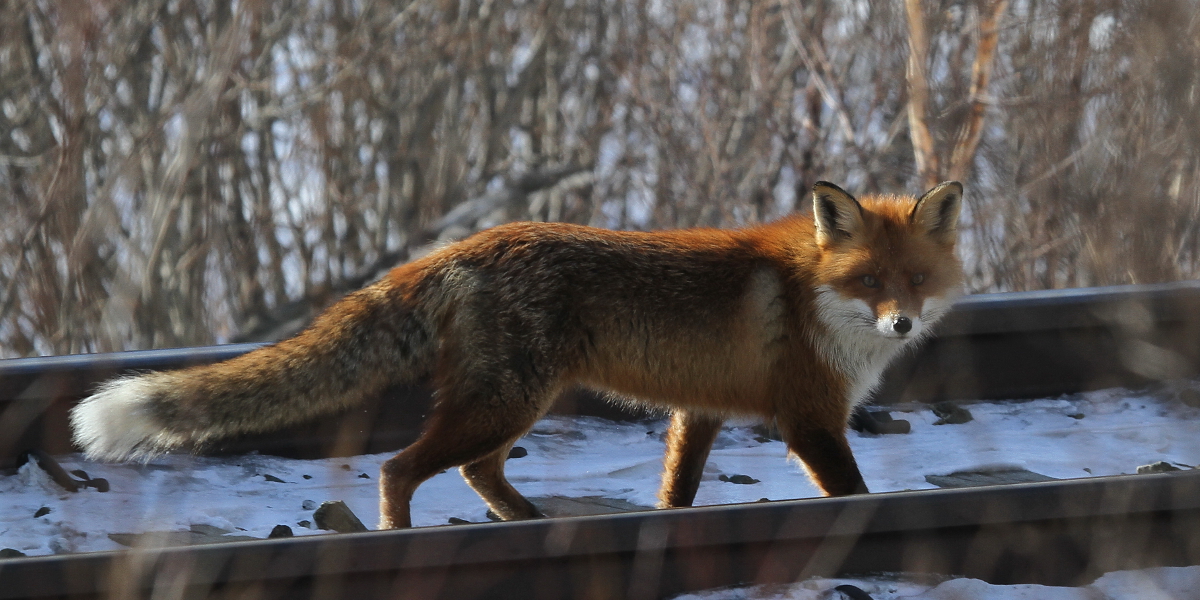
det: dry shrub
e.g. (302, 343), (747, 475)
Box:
(1, 0), (1198, 356)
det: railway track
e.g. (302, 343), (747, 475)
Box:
(2, 471), (1198, 599)
(1, 281), (1199, 599)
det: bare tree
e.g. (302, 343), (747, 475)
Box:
(2, 0), (1200, 357)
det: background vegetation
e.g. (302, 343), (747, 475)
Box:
(2, 0), (1198, 357)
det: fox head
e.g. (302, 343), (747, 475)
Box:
(810, 181), (964, 343)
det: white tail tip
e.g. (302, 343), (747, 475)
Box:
(70, 376), (175, 461)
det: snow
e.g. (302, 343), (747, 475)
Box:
(2, 383), (1200, 599)
(674, 567), (1200, 599)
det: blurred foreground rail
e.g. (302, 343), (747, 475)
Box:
(1, 471), (1198, 599)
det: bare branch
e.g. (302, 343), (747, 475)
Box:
(947, 0), (1008, 183)
(904, 0), (939, 189)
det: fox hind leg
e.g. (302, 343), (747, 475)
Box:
(378, 423), (482, 529)
(378, 382), (552, 529)
(461, 442), (544, 520)
(656, 410), (724, 508)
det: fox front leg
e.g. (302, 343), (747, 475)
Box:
(778, 418), (868, 496)
(657, 410), (724, 508)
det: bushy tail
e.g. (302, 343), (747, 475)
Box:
(70, 282), (436, 461)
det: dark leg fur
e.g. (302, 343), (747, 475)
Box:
(779, 421), (868, 496)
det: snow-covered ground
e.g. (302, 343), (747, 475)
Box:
(673, 567), (1200, 600)
(2, 383), (1199, 598)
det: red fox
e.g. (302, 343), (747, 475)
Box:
(71, 181), (964, 529)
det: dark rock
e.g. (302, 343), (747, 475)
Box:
(750, 423), (783, 441)
(301, 499), (317, 510)
(313, 501), (368, 533)
(268, 525), (294, 538)
(849, 406), (911, 434)
(0, 549), (27, 559)
(302, 474), (313, 479)
(1068, 413), (1085, 419)
(358, 473), (370, 479)
(485, 509), (502, 522)
(262, 474), (286, 483)
(66, 467), (111, 492)
(834, 584), (875, 600)
(719, 474), (760, 485)
(507, 446), (528, 459)
(33, 507), (50, 518)
(931, 401), (973, 425)
(448, 517), (471, 525)
(1137, 461), (1182, 474)
(297, 520), (312, 529)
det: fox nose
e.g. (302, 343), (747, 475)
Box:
(893, 316), (912, 334)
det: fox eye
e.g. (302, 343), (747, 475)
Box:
(861, 275), (880, 288)
(911, 273), (926, 285)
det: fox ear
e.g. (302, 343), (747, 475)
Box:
(910, 181), (963, 245)
(812, 181), (864, 246)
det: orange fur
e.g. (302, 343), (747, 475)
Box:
(70, 182), (965, 529)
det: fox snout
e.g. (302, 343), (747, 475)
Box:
(812, 288), (937, 342)
(874, 311), (921, 338)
